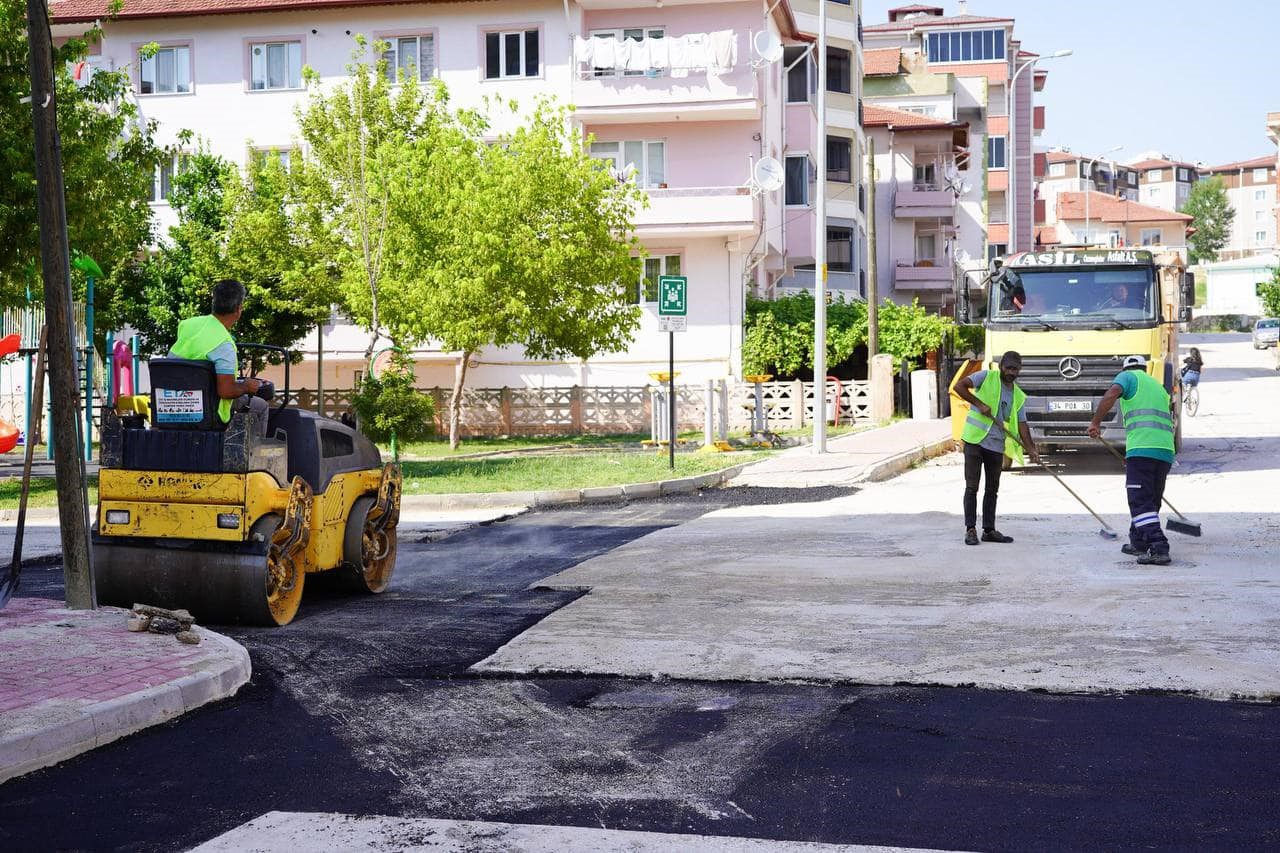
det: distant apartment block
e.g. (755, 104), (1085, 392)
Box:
(1038, 150), (1139, 228)
(1269, 111), (1280, 250)
(861, 2), (1053, 313)
(1047, 192), (1191, 259)
(1199, 156), (1277, 260)
(1126, 155), (1201, 213)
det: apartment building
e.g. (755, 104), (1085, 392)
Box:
(1127, 155), (1200, 212)
(1270, 112), (1280, 244)
(1049, 192), (1191, 259)
(1197, 156), (1277, 260)
(861, 2), (1053, 304)
(770, 0), (869, 300)
(863, 104), (969, 312)
(51, 0), (818, 390)
(1038, 150), (1139, 226)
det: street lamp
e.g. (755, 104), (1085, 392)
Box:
(1084, 145), (1124, 244)
(812, 0), (828, 453)
(1006, 49), (1071, 253)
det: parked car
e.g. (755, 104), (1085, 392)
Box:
(1254, 317), (1280, 349)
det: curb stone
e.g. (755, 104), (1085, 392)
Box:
(857, 437), (955, 483)
(0, 621), (251, 784)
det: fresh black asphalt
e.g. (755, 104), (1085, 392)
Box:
(4, 488), (1279, 851)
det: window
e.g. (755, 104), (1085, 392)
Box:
(988, 135), (1006, 169)
(784, 154), (810, 205)
(1256, 189), (1268, 201)
(140, 44), (191, 94)
(827, 136), (851, 183)
(632, 254), (680, 304)
(902, 105), (938, 116)
(926, 29), (1005, 63)
(1254, 168), (1271, 182)
(249, 40), (302, 90)
(783, 46), (813, 103)
(485, 29), (539, 79)
(828, 227), (853, 271)
(382, 34), (435, 82)
(858, 183), (866, 213)
(589, 140), (665, 188)
(915, 233), (937, 261)
(1257, 231), (1269, 242)
(986, 242), (1008, 262)
(827, 47), (851, 94)
(250, 147), (293, 171)
(1147, 169), (1163, 182)
(1258, 210), (1268, 222)
(1049, 162), (1066, 177)
(914, 163), (937, 189)
(149, 153), (189, 203)
(1140, 228), (1162, 246)
(589, 28), (664, 77)
(1177, 167), (1192, 182)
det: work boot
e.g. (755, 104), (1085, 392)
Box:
(982, 529), (1014, 543)
(1121, 543), (1144, 556)
(1137, 551), (1172, 566)
(965, 527), (979, 546)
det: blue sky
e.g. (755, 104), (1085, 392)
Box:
(859, 0), (1280, 166)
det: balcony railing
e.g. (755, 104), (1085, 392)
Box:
(633, 186), (757, 236)
(894, 187), (956, 218)
(893, 258), (954, 290)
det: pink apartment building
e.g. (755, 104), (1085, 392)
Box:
(51, 0), (862, 391)
(862, 2), (1053, 308)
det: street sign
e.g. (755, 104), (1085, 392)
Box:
(658, 275), (687, 316)
(657, 316), (687, 333)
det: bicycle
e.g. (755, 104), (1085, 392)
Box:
(1181, 367), (1199, 417)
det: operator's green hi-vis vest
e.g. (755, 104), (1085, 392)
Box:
(170, 315), (236, 423)
(1119, 370), (1175, 456)
(960, 369), (1026, 464)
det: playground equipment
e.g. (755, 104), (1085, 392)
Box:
(0, 333), (21, 453)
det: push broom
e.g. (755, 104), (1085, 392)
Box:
(1094, 437), (1202, 537)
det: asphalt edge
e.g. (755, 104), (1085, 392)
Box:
(854, 435), (956, 483)
(0, 620), (251, 785)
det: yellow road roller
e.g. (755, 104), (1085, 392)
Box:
(93, 346), (401, 626)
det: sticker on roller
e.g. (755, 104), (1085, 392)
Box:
(155, 388), (203, 422)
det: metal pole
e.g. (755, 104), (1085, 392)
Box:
(668, 332), (675, 470)
(812, 0), (828, 454)
(26, 0), (95, 608)
(867, 135), (879, 355)
(84, 274), (93, 462)
(704, 379), (714, 448)
(316, 322), (324, 416)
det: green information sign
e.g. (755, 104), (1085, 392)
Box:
(658, 275), (687, 316)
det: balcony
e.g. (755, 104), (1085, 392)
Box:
(776, 268), (862, 294)
(1033, 106), (1045, 136)
(894, 186), (956, 218)
(893, 259), (953, 290)
(571, 34), (759, 124)
(633, 186), (757, 238)
(988, 170), (1008, 191)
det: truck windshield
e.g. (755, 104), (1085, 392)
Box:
(989, 266), (1157, 325)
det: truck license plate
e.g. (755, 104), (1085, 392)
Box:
(1049, 400), (1092, 412)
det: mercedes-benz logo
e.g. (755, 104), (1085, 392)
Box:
(1059, 357), (1082, 379)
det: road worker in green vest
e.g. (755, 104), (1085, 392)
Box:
(954, 351), (1040, 547)
(1087, 355), (1175, 565)
(168, 278), (269, 436)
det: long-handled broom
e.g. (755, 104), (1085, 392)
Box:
(1005, 434), (1119, 540)
(1094, 437), (1202, 537)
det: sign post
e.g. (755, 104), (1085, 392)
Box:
(658, 275), (687, 470)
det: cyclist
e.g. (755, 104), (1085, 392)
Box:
(1181, 346), (1203, 388)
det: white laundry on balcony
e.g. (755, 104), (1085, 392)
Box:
(574, 31), (738, 77)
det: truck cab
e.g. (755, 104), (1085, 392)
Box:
(956, 248), (1194, 451)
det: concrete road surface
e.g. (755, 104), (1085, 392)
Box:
(479, 335), (1280, 698)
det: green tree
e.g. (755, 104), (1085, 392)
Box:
(396, 96), (644, 448)
(1183, 176), (1235, 264)
(119, 148), (331, 358)
(877, 299), (952, 369)
(1259, 267), (1280, 317)
(1, 5), (162, 328)
(350, 351), (435, 454)
(742, 293), (868, 376)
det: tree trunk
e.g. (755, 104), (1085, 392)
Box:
(449, 352), (471, 450)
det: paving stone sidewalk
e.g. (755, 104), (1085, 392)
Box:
(0, 597), (250, 783)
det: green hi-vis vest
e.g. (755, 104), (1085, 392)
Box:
(961, 369), (1027, 464)
(1119, 370), (1174, 456)
(170, 315), (236, 423)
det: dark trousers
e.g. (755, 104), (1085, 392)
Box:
(963, 441), (1003, 530)
(1126, 455), (1171, 554)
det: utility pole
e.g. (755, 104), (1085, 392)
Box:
(866, 136), (878, 355)
(812, 0), (827, 454)
(26, 0), (96, 609)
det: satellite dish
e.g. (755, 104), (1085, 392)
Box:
(753, 156), (785, 192)
(752, 30), (784, 64)
(960, 182), (973, 194)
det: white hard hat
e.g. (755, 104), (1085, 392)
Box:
(1122, 355), (1147, 369)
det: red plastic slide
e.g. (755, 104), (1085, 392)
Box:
(0, 333), (21, 453)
